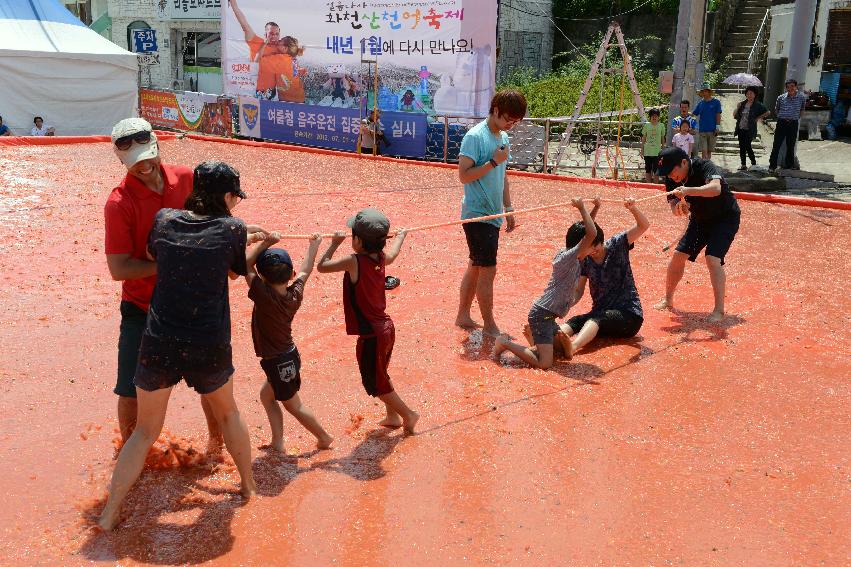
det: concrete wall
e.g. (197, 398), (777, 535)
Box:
(496, 0), (555, 81)
(767, 0), (851, 88)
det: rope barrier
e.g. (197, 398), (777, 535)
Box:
(269, 192), (672, 240)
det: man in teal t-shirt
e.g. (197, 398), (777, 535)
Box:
(455, 90), (527, 336)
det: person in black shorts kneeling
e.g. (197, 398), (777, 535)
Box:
(245, 231), (333, 452)
(561, 198), (650, 357)
(654, 147), (741, 322)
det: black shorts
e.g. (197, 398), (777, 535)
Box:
(115, 301), (147, 398)
(528, 304), (559, 345)
(644, 156), (659, 174)
(462, 221), (500, 267)
(567, 309), (643, 338)
(134, 334), (234, 395)
(676, 212), (740, 265)
(260, 346), (302, 402)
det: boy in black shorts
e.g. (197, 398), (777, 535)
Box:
(654, 147), (741, 322)
(246, 232), (333, 451)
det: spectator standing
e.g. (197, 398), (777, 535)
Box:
(671, 100), (698, 156)
(692, 84), (722, 159)
(769, 79), (807, 172)
(0, 116), (11, 136)
(733, 86), (770, 171)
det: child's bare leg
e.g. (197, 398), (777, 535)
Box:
(655, 251), (688, 310)
(455, 262), (481, 328)
(570, 319), (600, 354)
(494, 335), (554, 369)
(202, 377), (256, 499)
(705, 254), (726, 322)
(201, 396), (224, 454)
(99, 386), (172, 531)
(283, 393), (333, 449)
(259, 382), (285, 452)
(379, 390), (419, 434)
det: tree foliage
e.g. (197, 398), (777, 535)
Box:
(552, 0), (679, 19)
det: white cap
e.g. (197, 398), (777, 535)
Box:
(111, 118), (158, 167)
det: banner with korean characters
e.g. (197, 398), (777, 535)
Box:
(157, 0), (221, 20)
(222, 0), (497, 117)
(140, 89), (220, 130)
(259, 100), (426, 157)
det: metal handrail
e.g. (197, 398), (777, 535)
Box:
(746, 8), (770, 75)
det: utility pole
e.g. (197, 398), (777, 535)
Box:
(668, 0), (705, 143)
(787, 0), (817, 87)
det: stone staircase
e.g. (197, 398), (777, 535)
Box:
(715, 0), (772, 95)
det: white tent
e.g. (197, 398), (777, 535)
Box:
(0, 0), (137, 136)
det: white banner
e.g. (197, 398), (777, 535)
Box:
(157, 0), (221, 21)
(222, 0), (497, 116)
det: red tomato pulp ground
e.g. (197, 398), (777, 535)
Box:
(0, 138), (848, 565)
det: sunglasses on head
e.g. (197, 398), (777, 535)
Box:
(114, 130), (151, 151)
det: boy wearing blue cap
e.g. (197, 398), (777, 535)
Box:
(246, 232), (333, 451)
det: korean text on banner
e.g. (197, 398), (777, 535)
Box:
(260, 101), (426, 157)
(222, 0), (497, 117)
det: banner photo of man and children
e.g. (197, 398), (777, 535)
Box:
(224, 0), (497, 156)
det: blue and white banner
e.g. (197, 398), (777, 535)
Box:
(259, 100), (426, 157)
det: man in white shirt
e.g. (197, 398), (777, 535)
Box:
(30, 116), (55, 136)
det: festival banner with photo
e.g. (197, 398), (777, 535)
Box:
(140, 89), (232, 135)
(222, 0), (497, 127)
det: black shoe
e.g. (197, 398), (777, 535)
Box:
(385, 276), (400, 290)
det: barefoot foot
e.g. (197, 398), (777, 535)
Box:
(707, 310), (724, 323)
(492, 335), (509, 358)
(240, 480), (257, 500)
(555, 331), (574, 360)
(97, 505), (121, 532)
(316, 434), (334, 450)
(482, 324), (501, 338)
(455, 316), (482, 329)
(379, 416), (403, 429)
(403, 411), (420, 435)
(654, 298), (674, 311)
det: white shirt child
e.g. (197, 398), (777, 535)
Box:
(672, 132), (694, 154)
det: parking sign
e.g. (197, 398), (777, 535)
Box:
(132, 29), (158, 53)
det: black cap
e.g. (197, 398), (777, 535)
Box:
(193, 160), (247, 198)
(656, 147), (690, 177)
(256, 248), (293, 279)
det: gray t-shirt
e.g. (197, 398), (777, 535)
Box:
(533, 244), (581, 318)
(580, 231), (642, 319)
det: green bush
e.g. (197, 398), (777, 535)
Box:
(498, 32), (670, 120)
(499, 68), (667, 119)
